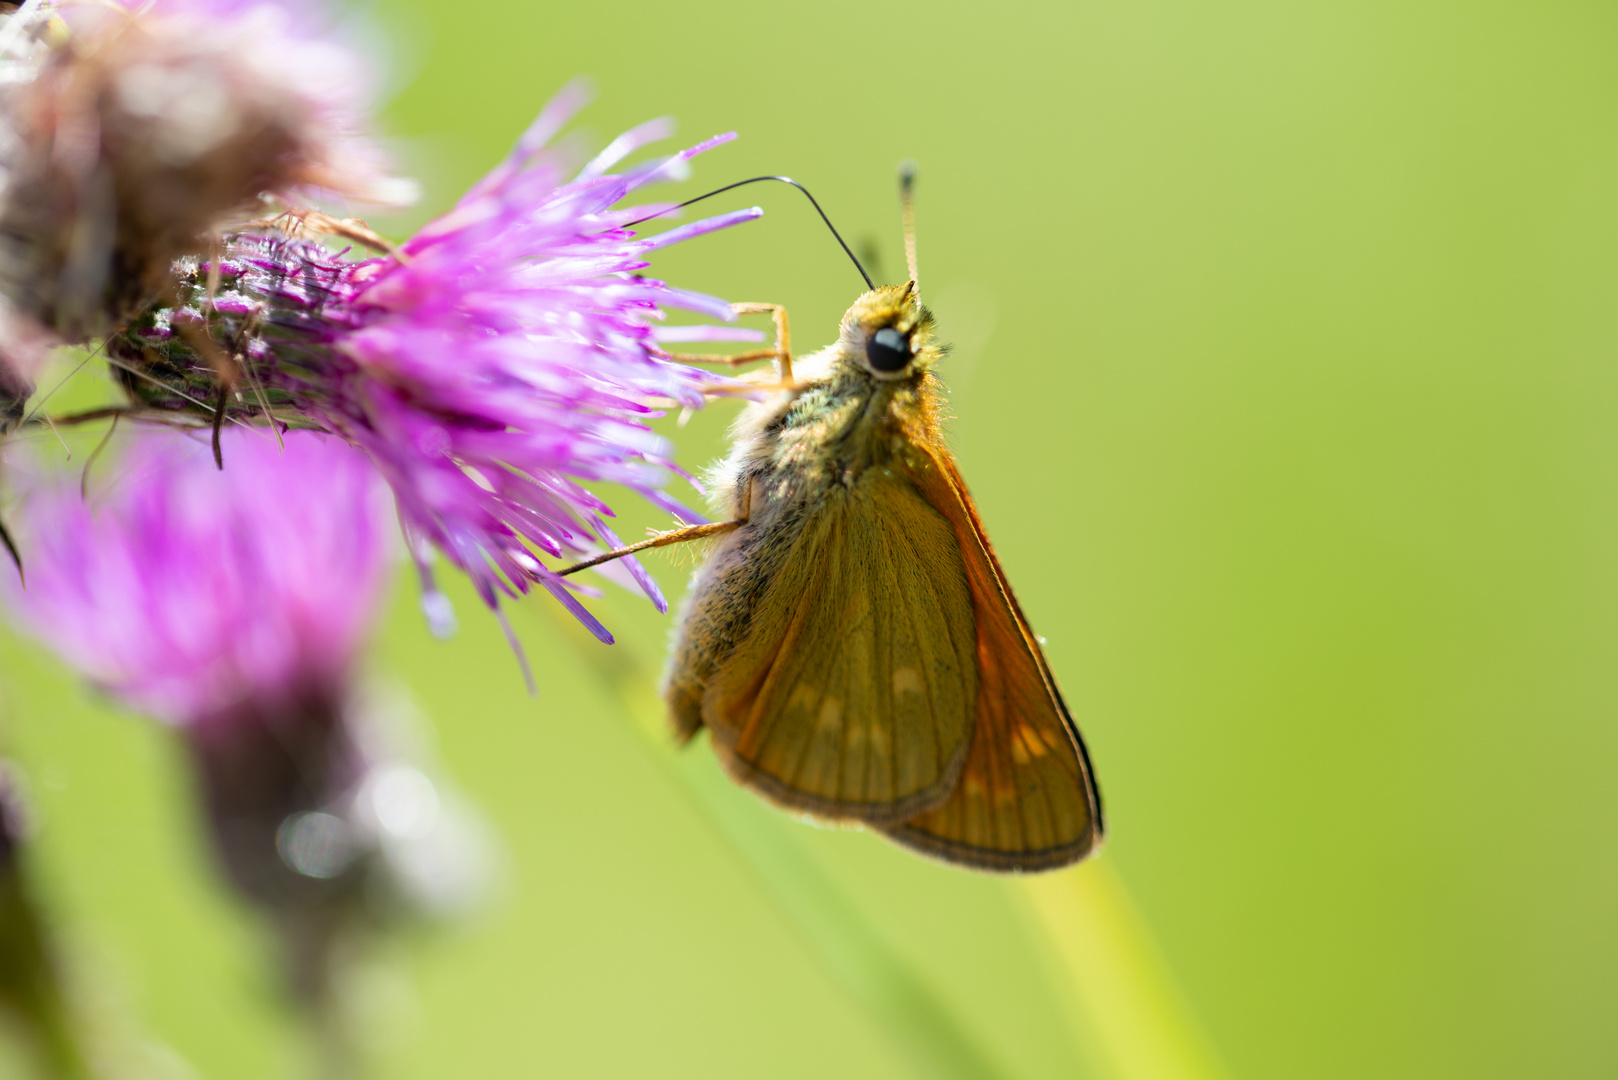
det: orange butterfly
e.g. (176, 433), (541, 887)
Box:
(566, 171), (1103, 872)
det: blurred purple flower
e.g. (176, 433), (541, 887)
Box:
(111, 86), (763, 646)
(1, 426), (491, 1008)
(1, 427), (389, 726)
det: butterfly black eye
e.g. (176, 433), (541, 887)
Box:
(866, 327), (911, 372)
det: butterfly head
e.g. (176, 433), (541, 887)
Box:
(840, 281), (939, 383)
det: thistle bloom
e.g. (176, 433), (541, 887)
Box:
(0, 0), (409, 391)
(110, 87), (763, 644)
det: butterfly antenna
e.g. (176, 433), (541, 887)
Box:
(898, 160), (920, 300)
(624, 176), (875, 291)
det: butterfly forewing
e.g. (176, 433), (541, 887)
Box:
(882, 447), (1104, 871)
(700, 468), (978, 824)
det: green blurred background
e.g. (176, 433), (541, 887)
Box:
(5, 0), (1618, 1076)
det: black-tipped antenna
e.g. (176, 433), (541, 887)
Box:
(898, 160), (919, 298)
(625, 176), (875, 291)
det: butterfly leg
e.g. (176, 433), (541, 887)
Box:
(664, 349), (778, 365)
(558, 479), (758, 578)
(731, 302), (792, 384)
(554, 520), (738, 578)
(556, 479), (755, 579)
(663, 302), (793, 386)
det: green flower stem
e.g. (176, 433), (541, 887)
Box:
(1023, 863), (1229, 1080)
(0, 856), (93, 1080)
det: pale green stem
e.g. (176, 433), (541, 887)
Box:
(1022, 862), (1230, 1080)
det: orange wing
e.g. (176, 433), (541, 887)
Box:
(883, 444), (1105, 871)
(699, 468), (979, 825)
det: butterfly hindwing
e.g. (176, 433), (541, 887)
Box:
(883, 446), (1104, 871)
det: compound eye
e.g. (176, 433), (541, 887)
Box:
(865, 326), (911, 372)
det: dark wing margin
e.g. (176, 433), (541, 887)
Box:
(883, 445), (1104, 872)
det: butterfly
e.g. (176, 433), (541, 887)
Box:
(566, 170), (1103, 872)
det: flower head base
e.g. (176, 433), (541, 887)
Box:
(109, 89), (762, 642)
(0, 0), (410, 379)
(3, 428), (390, 725)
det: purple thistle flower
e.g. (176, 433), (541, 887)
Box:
(109, 86), (763, 649)
(2, 428), (389, 726)
(0, 0), (410, 385)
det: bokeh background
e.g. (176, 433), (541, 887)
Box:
(4, 0), (1618, 1076)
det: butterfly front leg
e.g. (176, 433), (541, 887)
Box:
(661, 302), (794, 387)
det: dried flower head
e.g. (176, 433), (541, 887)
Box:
(107, 87), (762, 645)
(0, 0), (410, 385)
